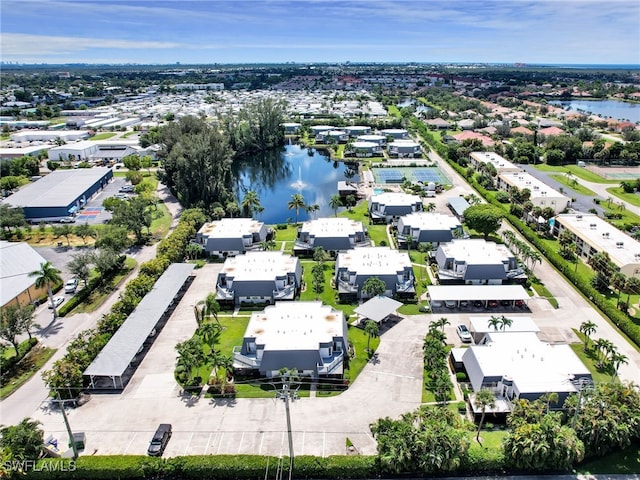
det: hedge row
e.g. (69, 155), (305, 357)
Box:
(440, 143), (640, 349)
(24, 455), (377, 479)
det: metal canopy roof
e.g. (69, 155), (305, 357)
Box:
(354, 295), (403, 323)
(427, 285), (528, 301)
(84, 263), (194, 379)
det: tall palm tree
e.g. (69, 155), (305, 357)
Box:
(329, 194), (343, 217)
(436, 317), (450, 332)
(611, 272), (627, 307)
(499, 315), (513, 331)
(29, 261), (62, 319)
(609, 352), (628, 381)
(198, 322), (221, 350)
(364, 320), (379, 353)
(205, 293), (221, 327)
(306, 203), (320, 219)
(287, 193), (306, 225)
(579, 320), (597, 352)
(240, 190), (262, 218)
(488, 315), (501, 332)
(473, 388), (496, 444)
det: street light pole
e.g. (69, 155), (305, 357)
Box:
(57, 395), (78, 459)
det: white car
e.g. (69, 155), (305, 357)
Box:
(48, 297), (65, 309)
(456, 324), (473, 343)
(64, 278), (78, 294)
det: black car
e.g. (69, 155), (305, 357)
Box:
(147, 424), (172, 456)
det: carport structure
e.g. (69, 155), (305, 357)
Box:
(354, 295), (403, 324)
(427, 285), (528, 308)
(84, 263), (195, 390)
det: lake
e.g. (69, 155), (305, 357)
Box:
(233, 144), (358, 224)
(549, 99), (640, 123)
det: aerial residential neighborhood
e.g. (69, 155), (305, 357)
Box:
(1, 53), (640, 480)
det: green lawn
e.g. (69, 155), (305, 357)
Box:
(576, 441), (640, 474)
(346, 324), (379, 384)
(534, 164), (617, 184)
(550, 174), (597, 196)
(121, 131), (138, 138)
(271, 224), (298, 241)
(606, 186), (640, 208)
(0, 344), (57, 399)
(569, 335), (616, 384)
(368, 225), (389, 246)
(89, 132), (117, 141)
(387, 105), (401, 119)
(150, 202), (172, 238)
(530, 282), (558, 309)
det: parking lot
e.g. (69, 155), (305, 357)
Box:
(75, 175), (132, 225)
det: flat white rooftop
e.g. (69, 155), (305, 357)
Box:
(469, 316), (539, 334)
(499, 171), (569, 201)
(428, 285), (528, 301)
(555, 213), (640, 270)
(400, 212), (461, 231)
(246, 301), (345, 351)
(199, 218), (264, 237)
(337, 247), (411, 275)
(221, 251), (298, 281)
(470, 151), (519, 172)
(370, 192), (422, 206)
(300, 217), (364, 238)
(439, 239), (514, 263)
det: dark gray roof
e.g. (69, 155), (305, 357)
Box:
(4, 168), (111, 208)
(447, 197), (470, 216)
(84, 263), (194, 378)
(355, 295), (402, 323)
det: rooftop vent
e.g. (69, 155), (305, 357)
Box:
(602, 232), (610, 238)
(590, 224), (597, 229)
(616, 242), (624, 248)
(576, 215), (583, 220)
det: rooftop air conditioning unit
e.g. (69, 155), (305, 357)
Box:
(616, 242), (624, 248)
(576, 215), (583, 220)
(602, 232), (610, 238)
(590, 224), (597, 229)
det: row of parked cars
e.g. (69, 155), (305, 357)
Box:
(432, 299), (526, 309)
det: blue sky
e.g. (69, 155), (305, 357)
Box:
(1, 0), (639, 65)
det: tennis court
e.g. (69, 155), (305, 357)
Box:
(373, 167), (449, 185)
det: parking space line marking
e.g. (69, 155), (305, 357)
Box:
(301, 431), (305, 455)
(205, 433), (212, 454)
(238, 432), (244, 453)
(216, 432), (224, 454)
(184, 432), (193, 456)
(124, 432), (136, 454)
(258, 432), (264, 454)
(322, 431), (325, 458)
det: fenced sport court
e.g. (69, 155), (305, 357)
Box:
(372, 167), (449, 185)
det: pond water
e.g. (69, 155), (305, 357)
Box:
(233, 144), (358, 224)
(549, 99), (640, 123)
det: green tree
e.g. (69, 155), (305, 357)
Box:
(329, 194), (343, 216)
(0, 304), (36, 357)
(311, 264), (325, 300)
(287, 193), (306, 225)
(364, 320), (379, 353)
(92, 248), (121, 280)
(488, 315), (501, 332)
(74, 222), (96, 245)
(241, 190), (262, 218)
(462, 204), (504, 240)
(198, 321), (222, 350)
(0, 204), (26, 234)
(306, 203), (320, 219)
(362, 276), (386, 298)
(28, 261), (62, 319)
(579, 320), (597, 352)
(0, 418), (43, 462)
(435, 316), (449, 332)
(95, 225), (130, 253)
(473, 388), (496, 444)
(110, 196), (152, 243)
(205, 293), (221, 327)
(122, 154), (142, 171)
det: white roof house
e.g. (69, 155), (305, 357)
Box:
(196, 218), (267, 258)
(233, 301), (348, 378)
(553, 213), (640, 278)
(335, 247), (414, 300)
(368, 192), (423, 223)
(469, 152), (521, 174)
(216, 251), (302, 306)
(294, 217), (370, 255)
(388, 139), (421, 158)
(357, 134), (387, 146)
(434, 239), (524, 285)
(468, 316), (540, 343)
(47, 140), (99, 162)
(397, 212), (463, 247)
(497, 171), (570, 214)
(0, 241), (48, 308)
(380, 128), (409, 139)
(462, 332), (591, 407)
(10, 130), (90, 142)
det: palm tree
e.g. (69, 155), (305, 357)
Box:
(306, 203), (320, 219)
(198, 322), (221, 349)
(540, 392), (559, 413)
(364, 320), (379, 353)
(609, 352), (628, 381)
(344, 167), (356, 186)
(593, 338), (609, 363)
(611, 272), (627, 307)
(329, 194), (343, 217)
(29, 261), (62, 319)
(260, 239), (276, 251)
(205, 293), (221, 327)
(488, 315), (501, 332)
(240, 190), (262, 217)
(579, 320), (597, 352)
(424, 202), (436, 212)
(499, 315), (513, 331)
(287, 193), (306, 225)
(436, 317), (450, 332)
(473, 388), (496, 444)
(528, 251), (542, 272)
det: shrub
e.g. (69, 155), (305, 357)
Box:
(456, 372), (468, 382)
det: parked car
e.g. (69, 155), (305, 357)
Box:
(472, 300), (483, 308)
(500, 300), (511, 307)
(444, 300), (456, 309)
(113, 193), (129, 200)
(487, 300), (499, 308)
(59, 216), (76, 223)
(48, 297), (65, 309)
(515, 299), (526, 309)
(431, 300), (443, 308)
(456, 324), (473, 343)
(147, 424), (172, 456)
(119, 185), (134, 193)
(459, 300), (469, 307)
(64, 278), (78, 294)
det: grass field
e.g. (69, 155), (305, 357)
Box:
(89, 132), (117, 141)
(0, 344), (57, 399)
(534, 164), (617, 184)
(550, 174), (597, 196)
(606, 186), (640, 208)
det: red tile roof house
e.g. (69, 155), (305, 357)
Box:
(539, 126), (565, 137)
(453, 130), (495, 147)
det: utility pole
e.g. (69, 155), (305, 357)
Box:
(57, 395), (78, 459)
(275, 370), (298, 480)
